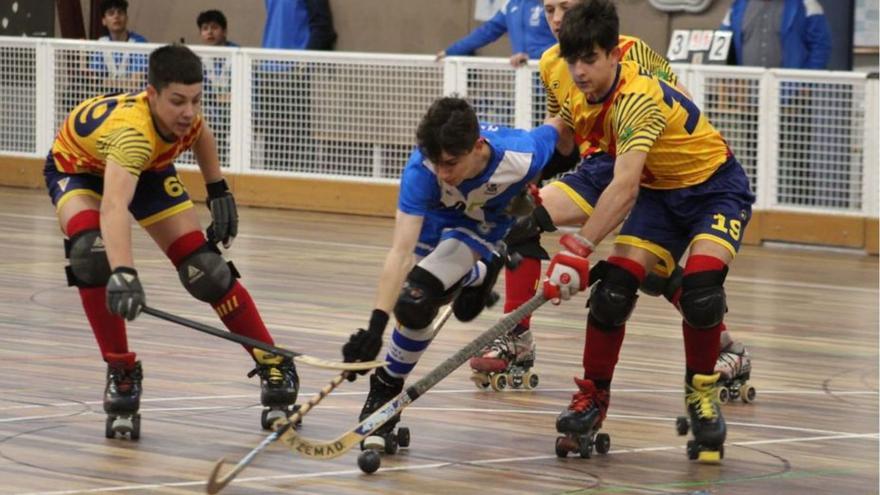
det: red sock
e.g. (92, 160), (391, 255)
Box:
(166, 231), (275, 351)
(504, 256), (541, 328)
(583, 257), (645, 385)
(66, 210), (128, 360)
(681, 255), (726, 375)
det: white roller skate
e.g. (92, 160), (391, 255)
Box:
(714, 342), (755, 404)
(469, 324), (538, 391)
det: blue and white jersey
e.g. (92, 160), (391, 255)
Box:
(398, 123), (558, 260)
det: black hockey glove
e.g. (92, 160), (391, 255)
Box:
(106, 267), (145, 321)
(342, 309), (389, 381)
(206, 179), (238, 249)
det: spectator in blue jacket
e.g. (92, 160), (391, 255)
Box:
(89, 0), (147, 93)
(262, 0), (337, 50)
(721, 0), (832, 69)
(437, 0), (556, 67)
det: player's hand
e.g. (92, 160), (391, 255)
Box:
(206, 179), (238, 249)
(509, 52), (529, 67)
(106, 267), (145, 321)
(342, 309), (389, 381)
(542, 233), (592, 304)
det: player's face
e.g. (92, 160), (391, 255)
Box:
(567, 45), (620, 100)
(199, 22), (227, 46)
(148, 83), (203, 138)
(543, 0), (581, 39)
(101, 8), (128, 34)
(434, 139), (484, 187)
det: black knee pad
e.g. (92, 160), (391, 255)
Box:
(587, 262), (640, 331)
(679, 268), (728, 329)
(177, 245), (239, 303)
(639, 264), (683, 302)
(65, 230), (111, 287)
(394, 266), (455, 330)
(452, 254), (503, 322)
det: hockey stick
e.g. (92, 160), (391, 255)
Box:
(204, 306), (455, 494)
(277, 293), (547, 460)
(142, 306), (385, 372)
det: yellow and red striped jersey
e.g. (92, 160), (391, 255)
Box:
(51, 91), (203, 176)
(540, 35), (679, 155)
(567, 61), (730, 189)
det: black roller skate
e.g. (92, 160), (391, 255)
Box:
(555, 377), (610, 458)
(675, 373), (726, 464)
(715, 342), (755, 404)
(469, 324), (539, 391)
(103, 352), (142, 440)
(357, 368), (410, 474)
(250, 348), (300, 430)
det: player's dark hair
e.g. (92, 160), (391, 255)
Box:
(416, 97), (480, 164)
(197, 9), (228, 30)
(148, 44), (203, 92)
(558, 0), (619, 63)
(99, 0), (129, 17)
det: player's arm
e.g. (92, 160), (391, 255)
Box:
(192, 122), (238, 247)
(101, 159), (139, 268)
(577, 150), (645, 245)
(373, 211), (424, 313)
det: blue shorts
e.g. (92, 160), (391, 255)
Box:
(416, 212), (509, 261)
(43, 153), (194, 227)
(616, 158), (755, 275)
(545, 153), (615, 216)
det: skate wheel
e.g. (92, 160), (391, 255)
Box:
(490, 373), (508, 392)
(686, 440), (699, 460)
(470, 372), (490, 390)
(130, 414), (141, 441)
(555, 436), (569, 458)
(742, 384), (756, 404)
(675, 416), (689, 436)
(358, 449), (381, 474)
(260, 409), (271, 430)
(594, 432), (610, 454)
(397, 427), (410, 448)
(522, 371), (539, 390)
(577, 434), (592, 459)
(105, 416), (116, 439)
(384, 433), (399, 455)
(718, 386), (730, 404)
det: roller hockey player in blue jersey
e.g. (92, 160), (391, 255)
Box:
(340, 96), (574, 456)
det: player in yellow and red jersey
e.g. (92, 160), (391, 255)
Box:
(540, 0), (755, 462)
(474, 0), (753, 404)
(45, 44), (298, 439)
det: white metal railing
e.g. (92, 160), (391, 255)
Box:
(1, 36), (877, 218)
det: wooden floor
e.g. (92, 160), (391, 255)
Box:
(0, 186), (877, 495)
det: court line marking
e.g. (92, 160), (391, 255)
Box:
(17, 432), (879, 495)
(1, 212), (875, 294)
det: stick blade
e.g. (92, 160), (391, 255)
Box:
(205, 457), (230, 494)
(294, 356), (387, 371)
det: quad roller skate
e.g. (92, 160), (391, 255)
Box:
(675, 373), (726, 464)
(357, 369), (411, 474)
(554, 377), (610, 458)
(715, 342), (755, 404)
(250, 349), (300, 430)
(469, 325), (539, 391)
(103, 352), (142, 440)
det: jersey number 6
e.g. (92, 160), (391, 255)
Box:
(74, 95), (120, 138)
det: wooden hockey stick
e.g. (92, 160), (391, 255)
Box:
(143, 306), (385, 372)
(277, 293), (547, 460)
(205, 306), (455, 494)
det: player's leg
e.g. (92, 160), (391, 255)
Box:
(46, 158), (141, 437)
(361, 237), (475, 451)
(671, 158), (754, 461)
(482, 155), (614, 386)
(135, 167), (297, 428)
